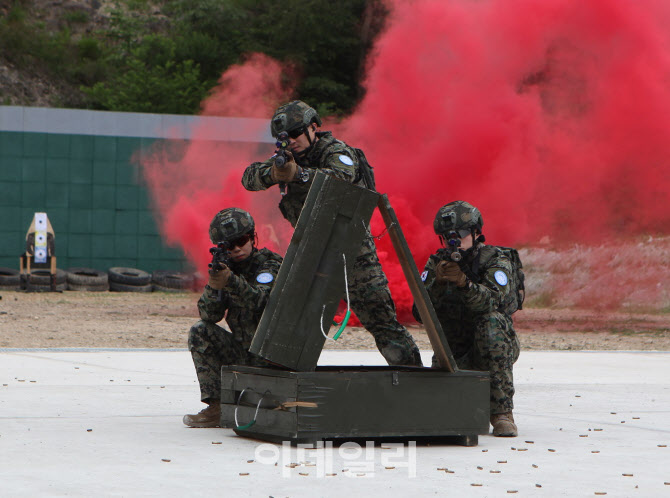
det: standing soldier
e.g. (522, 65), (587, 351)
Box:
(242, 100), (422, 367)
(414, 201), (522, 437)
(183, 208), (283, 428)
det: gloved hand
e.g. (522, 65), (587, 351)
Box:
(208, 266), (231, 290)
(271, 151), (299, 183)
(435, 261), (468, 287)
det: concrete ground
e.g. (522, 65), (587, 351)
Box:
(0, 349), (668, 498)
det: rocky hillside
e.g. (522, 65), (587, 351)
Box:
(0, 0), (164, 107)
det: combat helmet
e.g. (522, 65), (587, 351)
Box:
(270, 100), (322, 138)
(209, 208), (255, 244)
(433, 201), (483, 237)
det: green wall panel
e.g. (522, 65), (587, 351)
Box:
(68, 234), (91, 258)
(0, 156), (21, 181)
(0, 231), (23, 268)
(0, 131), (23, 156)
(21, 157), (46, 182)
(69, 159), (93, 184)
(90, 210), (115, 234)
(138, 210), (159, 235)
(70, 135), (94, 159)
(67, 257), (91, 269)
(1, 117), (189, 273)
(116, 235), (138, 259)
(69, 209), (92, 233)
(94, 136), (116, 161)
(21, 182), (47, 208)
(46, 182), (69, 208)
(23, 133), (47, 157)
(46, 158), (70, 183)
(0, 182), (21, 207)
(117, 137), (143, 162)
(69, 184), (92, 209)
(115, 211), (138, 235)
(91, 185), (115, 209)
(47, 134), (70, 158)
(91, 235), (116, 259)
(93, 160), (116, 185)
(116, 185), (138, 210)
(0, 207), (22, 231)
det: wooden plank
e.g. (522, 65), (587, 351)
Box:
(230, 370), (298, 400)
(250, 173), (379, 370)
(377, 195), (458, 372)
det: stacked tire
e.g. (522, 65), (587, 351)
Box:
(0, 267), (20, 291)
(66, 268), (109, 291)
(24, 269), (68, 292)
(151, 270), (195, 292)
(108, 267), (152, 292)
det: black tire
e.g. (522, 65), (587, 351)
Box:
(26, 281), (68, 292)
(152, 283), (190, 293)
(66, 267), (108, 287)
(0, 284), (20, 291)
(0, 267), (20, 286)
(108, 267), (151, 286)
(109, 281), (153, 292)
(151, 270), (195, 290)
(67, 282), (110, 292)
(28, 269), (67, 286)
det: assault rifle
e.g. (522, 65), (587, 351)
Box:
(274, 131), (290, 196)
(208, 242), (232, 302)
(436, 231), (463, 262)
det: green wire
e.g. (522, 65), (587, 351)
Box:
(332, 309), (351, 340)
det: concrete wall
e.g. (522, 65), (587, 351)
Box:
(0, 106), (271, 272)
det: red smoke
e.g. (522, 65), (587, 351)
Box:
(141, 1), (670, 319)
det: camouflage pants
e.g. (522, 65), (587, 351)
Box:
(433, 311), (520, 414)
(347, 238), (423, 366)
(188, 320), (267, 403)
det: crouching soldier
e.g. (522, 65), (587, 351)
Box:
(183, 208), (282, 428)
(414, 201), (522, 437)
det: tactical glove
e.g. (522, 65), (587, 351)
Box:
(435, 260), (468, 287)
(271, 151), (300, 183)
(208, 266), (231, 290)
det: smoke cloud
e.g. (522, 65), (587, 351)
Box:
(140, 1), (670, 318)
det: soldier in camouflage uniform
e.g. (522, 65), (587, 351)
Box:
(413, 201), (521, 437)
(183, 208), (283, 428)
(242, 100), (422, 367)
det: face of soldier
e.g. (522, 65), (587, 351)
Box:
(229, 236), (254, 263)
(459, 233), (475, 251)
(288, 124), (318, 153)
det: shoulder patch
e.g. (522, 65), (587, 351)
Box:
(338, 154), (354, 166)
(421, 270), (428, 282)
(494, 270), (508, 286)
(256, 272), (274, 284)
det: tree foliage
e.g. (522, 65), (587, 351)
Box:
(1, 0), (388, 116)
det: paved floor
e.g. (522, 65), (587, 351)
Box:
(1, 349), (668, 497)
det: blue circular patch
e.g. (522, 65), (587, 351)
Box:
(256, 272), (274, 284)
(421, 270), (428, 282)
(338, 155), (354, 166)
(494, 270), (508, 286)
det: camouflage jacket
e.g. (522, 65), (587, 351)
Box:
(414, 243), (515, 324)
(241, 131), (365, 227)
(198, 247), (282, 348)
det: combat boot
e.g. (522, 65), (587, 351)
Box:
(183, 401), (221, 428)
(490, 412), (518, 437)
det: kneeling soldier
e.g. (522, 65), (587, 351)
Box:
(414, 201), (521, 437)
(183, 208), (282, 428)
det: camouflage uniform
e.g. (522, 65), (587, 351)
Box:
(189, 247), (282, 402)
(414, 243), (520, 414)
(242, 131), (422, 366)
